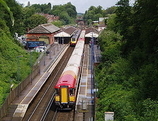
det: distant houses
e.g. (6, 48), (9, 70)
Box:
(37, 13), (59, 23)
(92, 17), (107, 32)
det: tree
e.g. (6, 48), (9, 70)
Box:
(31, 3), (52, 13)
(83, 5), (107, 25)
(96, 0), (158, 120)
(52, 20), (63, 27)
(0, 0), (14, 26)
(103, 6), (117, 16)
(64, 2), (77, 18)
(59, 11), (71, 25)
(50, 3), (77, 25)
(25, 14), (47, 30)
(115, 0), (132, 37)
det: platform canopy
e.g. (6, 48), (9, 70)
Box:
(85, 32), (98, 38)
(54, 31), (71, 37)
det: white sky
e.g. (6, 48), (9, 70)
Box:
(16, 0), (135, 13)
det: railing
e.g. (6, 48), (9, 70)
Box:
(0, 44), (68, 119)
(0, 61), (40, 119)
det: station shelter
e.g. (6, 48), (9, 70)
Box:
(54, 26), (77, 44)
(85, 27), (99, 44)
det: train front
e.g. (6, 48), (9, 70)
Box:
(54, 72), (77, 110)
(70, 37), (77, 46)
(70, 29), (81, 47)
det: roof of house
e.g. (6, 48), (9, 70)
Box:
(27, 23), (60, 34)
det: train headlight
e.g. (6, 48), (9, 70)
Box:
(55, 95), (60, 102)
(69, 95), (75, 102)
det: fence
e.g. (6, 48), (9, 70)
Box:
(0, 64), (40, 119)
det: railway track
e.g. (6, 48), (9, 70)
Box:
(22, 47), (74, 121)
(22, 44), (89, 121)
(45, 45), (89, 121)
(54, 110), (74, 121)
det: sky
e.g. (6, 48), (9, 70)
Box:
(16, 0), (135, 13)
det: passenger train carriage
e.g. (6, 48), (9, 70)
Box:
(54, 30), (85, 110)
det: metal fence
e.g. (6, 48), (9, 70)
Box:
(0, 64), (40, 119)
(0, 44), (68, 119)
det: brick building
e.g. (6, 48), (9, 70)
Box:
(26, 23), (60, 44)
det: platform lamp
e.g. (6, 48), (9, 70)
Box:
(30, 51), (33, 84)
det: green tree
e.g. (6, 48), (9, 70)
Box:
(50, 3), (77, 25)
(64, 2), (77, 18)
(31, 3), (52, 13)
(0, 0), (24, 35)
(25, 14), (47, 30)
(83, 5), (107, 25)
(96, 0), (158, 120)
(60, 11), (71, 25)
(115, 0), (132, 37)
(0, 0), (14, 26)
(52, 20), (63, 27)
(103, 6), (117, 16)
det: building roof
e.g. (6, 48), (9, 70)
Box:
(54, 26), (77, 37)
(27, 23), (60, 34)
(54, 31), (71, 37)
(85, 27), (99, 38)
(85, 27), (99, 35)
(63, 26), (76, 35)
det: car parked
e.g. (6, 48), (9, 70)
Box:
(33, 46), (46, 52)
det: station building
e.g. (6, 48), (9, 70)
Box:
(26, 23), (60, 45)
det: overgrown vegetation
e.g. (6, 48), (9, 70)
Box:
(50, 2), (77, 25)
(0, 0), (39, 106)
(0, 0), (77, 107)
(95, 0), (158, 120)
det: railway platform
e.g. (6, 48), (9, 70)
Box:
(2, 44), (68, 121)
(75, 44), (101, 121)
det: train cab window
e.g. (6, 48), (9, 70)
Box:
(55, 89), (59, 94)
(72, 38), (75, 41)
(70, 88), (74, 95)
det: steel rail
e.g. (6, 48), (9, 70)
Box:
(27, 55), (68, 121)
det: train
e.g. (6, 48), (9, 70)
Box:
(70, 29), (81, 47)
(54, 30), (86, 110)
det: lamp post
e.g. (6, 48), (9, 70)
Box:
(30, 51), (32, 84)
(62, 37), (64, 44)
(49, 50), (52, 59)
(10, 79), (13, 92)
(44, 52), (46, 66)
